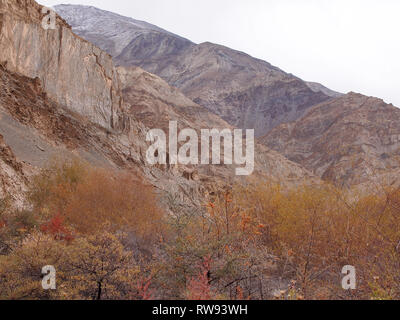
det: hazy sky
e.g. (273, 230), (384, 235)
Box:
(38, 0), (400, 107)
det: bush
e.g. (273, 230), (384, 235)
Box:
(28, 158), (166, 242)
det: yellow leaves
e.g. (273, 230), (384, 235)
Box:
(6, 158), (400, 299)
(0, 229), (143, 300)
(230, 181), (400, 299)
(0, 231), (68, 299)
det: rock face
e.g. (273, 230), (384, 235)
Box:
(0, 0), (319, 207)
(55, 4), (334, 137)
(116, 65), (230, 131)
(0, 0), (123, 131)
(260, 93), (400, 186)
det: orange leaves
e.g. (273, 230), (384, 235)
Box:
(235, 286), (244, 300)
(29, 159), (166, 241)
(224, 193), (233, 204)
(205, 192), (263, 244)
(287, 249), (295, 257)
(239, 212), (252, 234)
(224, 245), (232, 255)
(65, 169), (165, 238)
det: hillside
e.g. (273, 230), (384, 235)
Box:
(261, 92), (400, 186)
(0, 0), (317, 207)
(55, 4), (337, 137)
(1, 0), (400, 302)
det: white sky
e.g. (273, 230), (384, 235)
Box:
(38, 0), (400, 107)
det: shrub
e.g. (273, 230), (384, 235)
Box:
(28, 159), (166, 242)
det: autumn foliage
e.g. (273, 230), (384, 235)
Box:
(41, 214), (74, 242)
(1, 158), (400, 299)
(28, 158), (166, 240)
(186, 256), (213, 300)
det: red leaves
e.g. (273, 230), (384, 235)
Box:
(136, 276), (154, 300)
(41, 214), (74, 242)
(186, 256), (213, 300)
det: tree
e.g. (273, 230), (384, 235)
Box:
(65, 231), (139, 300)
(0, 231), (68, 300)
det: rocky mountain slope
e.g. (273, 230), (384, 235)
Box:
(0, 0), (318, 207)
(260, 93), (400, 186)
(55, 4), (338, 137)
(54, 4), (194, 72)
(57, 4), (400, 189)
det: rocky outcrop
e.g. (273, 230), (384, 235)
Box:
(0, 133), (27, 206)
(0, 0), (123, 131)
(261, 93), (400, 187)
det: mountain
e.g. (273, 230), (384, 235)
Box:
(54, 4), (336, 137)
(0, 0), (317, 207)
(54, 4), (194, 71)
(3, 0), (400, 301)
(260, 92), (400, 187)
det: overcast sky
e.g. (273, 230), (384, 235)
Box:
(38, 0), (400, 107)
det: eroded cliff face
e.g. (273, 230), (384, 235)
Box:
(261, 93), (400, 187)
(0, 0), (123, 131)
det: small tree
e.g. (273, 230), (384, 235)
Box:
(66, 231), (139, 300)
